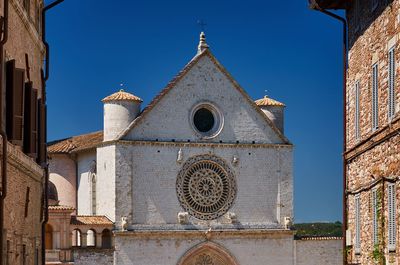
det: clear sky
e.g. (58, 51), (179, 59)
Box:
(45, 0), (344, 223)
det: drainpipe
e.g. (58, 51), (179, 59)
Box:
(309, 2), (348, 265)
(41, 1), (64, 265)
(0, 0), (9, 263)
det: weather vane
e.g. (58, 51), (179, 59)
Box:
(120, 82), (124, 91)
(264, 89), (268, 97)
(197, 20), (207, 32)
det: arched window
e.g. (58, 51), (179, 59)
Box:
(88, 161), (97, 215)
(45, 224), (53, 249)
(87, 229), (96, 247)
(72, 229), (81, 247)
(48, 181), (58, 205)
(101, 229), (112, 249)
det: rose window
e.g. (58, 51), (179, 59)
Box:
(176, 155), (236, 220)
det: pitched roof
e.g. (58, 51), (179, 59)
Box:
(70, 215), (113, 226)
(117, 49), (290, 144)
(48, 205), (75, 211)
(255, 96), (285, 107)
(48, 131), (103, 154)
(102, 89), (142, 103)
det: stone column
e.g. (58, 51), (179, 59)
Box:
(81, 233), (87, 248)
(96, 233), (102, 248)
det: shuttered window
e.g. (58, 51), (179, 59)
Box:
(355, 194), (361, 254)
(372, 63), (379, 130)
(37, 98), (46, 165)
(388, 47), (396, 120)
(5, 60), (25, 146)
(388, 183), (396, 251)
(355, 81), (360, 140)
(23, 82), (38, 158)
(372, 189), (378, 245)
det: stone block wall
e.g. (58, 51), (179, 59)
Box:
(295, 238), (342, 265)
(346, 0), (400, 264)
(73, 248), (114, 265)
(3, 143), (44, 265)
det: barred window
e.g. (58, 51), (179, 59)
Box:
(388, 183), (396, 251)
(372, 63), (379, 130)
(388, 47), (396, 120)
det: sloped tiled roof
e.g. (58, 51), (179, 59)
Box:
(48, 131), (103, 154)
(48, 205), (75, 211)
(70, 215), (113, 226)
(255, 96), (285, 107)
(102, 89), (142, 103)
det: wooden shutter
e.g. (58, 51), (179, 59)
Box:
(355, 194), (361, 254)
(37, 98), (46, 165)
(388, 183), (396, 251)
(372, 189), (378, 245)
(372, 63), (379, 130)
(388, 48), (395, 120)
(5, 60), (25, 146)
(355, 81), (360, 140)
(23, 82), (38, 158)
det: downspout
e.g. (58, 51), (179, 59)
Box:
(0, 0), (9, 263)
(309, 2), (348, 265)
(40, 1), (64, 265)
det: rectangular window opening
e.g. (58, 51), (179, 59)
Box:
(388, 47), (396, 120)
(372, 63), (379, 130)
(355, 194), (361, 254)
(355, 81), (360, 140)
(388, 183), (396, 251)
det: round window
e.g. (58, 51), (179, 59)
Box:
(190, 103), (224, 139)
(193, 108), (215, 133)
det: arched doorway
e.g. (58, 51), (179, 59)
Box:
(177, 242), (239, 265)
(101, 229), (112, 248)
(45, 224), (53, 249)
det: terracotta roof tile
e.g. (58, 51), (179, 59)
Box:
(48, 131), (103, 154)
(48, 205), (75, 211)
(102, 89), (142, 103)
(70, 215), (113, 226)
(255, 96), (285, 107)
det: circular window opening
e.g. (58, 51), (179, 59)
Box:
(193, 108), (215, 133)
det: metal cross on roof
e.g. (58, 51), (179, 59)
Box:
(197, 20), (207, 32)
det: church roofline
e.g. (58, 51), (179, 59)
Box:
(117, 49), (291, 145)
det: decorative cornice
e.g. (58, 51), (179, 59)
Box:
(5, 142), (43, 183)
(10, 0), (45, 54)
(100, 139), (293, 149)
(113, 229), (295, 239)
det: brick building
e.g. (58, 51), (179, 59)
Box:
(310, 0), (400, 264)
(0, 0), (55, 264)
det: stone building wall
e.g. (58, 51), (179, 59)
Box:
(346, 0), (400, 264)
(110, 142), (292, 228)
(73, 248), (114, 265)
(1, 0), (45, 264)
(3, 142), (44, 265)
(49, 154), (76, 208)
(77, 151), (96, 215)
(295, 238), (342, 265)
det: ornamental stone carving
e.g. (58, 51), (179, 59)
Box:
(176, 154), (237, 220)
(178, 211), (189, 224)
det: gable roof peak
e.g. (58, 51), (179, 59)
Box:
(197, 31), (209, 54)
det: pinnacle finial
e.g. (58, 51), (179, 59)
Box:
(197, 31), (209, 54)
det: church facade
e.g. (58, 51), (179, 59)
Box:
(46, 33), (341, 265)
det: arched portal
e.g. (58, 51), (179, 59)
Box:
(177, 242), (239, 265)
(45, 224), (53, 249)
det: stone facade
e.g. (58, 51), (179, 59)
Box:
(295, 238), (342, 265)
(346, 0), (400, 264)
(73, 249), (113, 265)
(1, 0), (46, 264)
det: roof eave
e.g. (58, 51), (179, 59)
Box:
(308, 0), (349, 10)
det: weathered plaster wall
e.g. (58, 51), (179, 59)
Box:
(77, 151), (96, 215)
(96, 145), (116, 221)
(49, 154), (76, 208)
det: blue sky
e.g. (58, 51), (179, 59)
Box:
(46, 0), (344, 223)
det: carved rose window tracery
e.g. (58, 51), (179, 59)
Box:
(176, 155), (236, 220)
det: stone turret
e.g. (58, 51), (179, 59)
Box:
(102, 89), (142, 141)
(255, 95), (285, 134)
